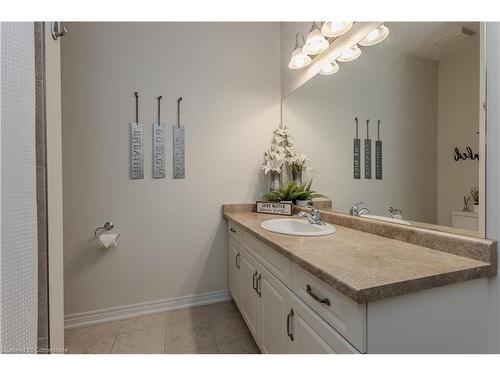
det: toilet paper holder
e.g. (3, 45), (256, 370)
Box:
(94, 221), (118, 237)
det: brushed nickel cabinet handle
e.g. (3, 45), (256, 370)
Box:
(286, 308), (294, 341)
(230, 227), (236, 233)
(252, 271), (258, 291)
(306, 284), (331, 306)
(236, 252), (240, 270)
(256, 274), (262, 297)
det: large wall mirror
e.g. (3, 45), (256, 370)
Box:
(282, 22), (485, 237)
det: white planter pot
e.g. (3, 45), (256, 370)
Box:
(296, 200), (309, 207)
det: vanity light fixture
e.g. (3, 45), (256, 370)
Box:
(359, 25), (390, 46)
(337, 44), (362, 62)
(288, 33), (312, 69)
(302, 22), (329, 56)
(321, 21), (353, 38)
(319, 61), (340, 76)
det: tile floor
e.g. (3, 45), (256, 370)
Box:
(64, 301), (260, 354)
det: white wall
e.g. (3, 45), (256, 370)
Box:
(437, 41), (480, 226)
(282, 44), (438, 222)
(61, 23), (281, 316)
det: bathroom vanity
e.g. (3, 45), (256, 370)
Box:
(223, 204), (496, 354)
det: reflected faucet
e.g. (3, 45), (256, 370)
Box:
(349, 202), (370, 216)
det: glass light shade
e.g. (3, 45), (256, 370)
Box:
(319, 61), (340, 76)
(288, 47), (312, 69)
(359, 25), (390, 46)
(337, 44), (362, 62)
(302, 27), (329, 55)
(321, 21), (353, 38)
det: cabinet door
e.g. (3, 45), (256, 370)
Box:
(258, 265), (291, 354)
(228, 238), (242, 307)
(288, 294), (359, 354)
(240, 250), (260, 340)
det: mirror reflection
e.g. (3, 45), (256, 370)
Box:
(281, 22), (483, 237)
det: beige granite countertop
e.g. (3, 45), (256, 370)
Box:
(223, 206), (494, 303)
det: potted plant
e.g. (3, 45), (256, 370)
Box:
(262, 180), (326, 207)
(288, 151), (312, 186)
(262, 125), (291, 191)
(470, 187), (479, 213)
(293, 180), (326, 207)
(262, 124), (313, 190)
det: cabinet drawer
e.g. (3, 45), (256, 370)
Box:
(291, 263), (366, 352)
(241, 230), (291, 287)
(228, 220), (242, 242)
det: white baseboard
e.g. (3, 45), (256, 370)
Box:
(64, 290), (232, 329)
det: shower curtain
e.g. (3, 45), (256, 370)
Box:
(0, 22), (38, 354)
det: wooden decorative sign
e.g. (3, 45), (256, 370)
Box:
(256, 201), (293, 216)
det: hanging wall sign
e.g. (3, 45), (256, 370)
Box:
(375, 120), (382, 180)
(173, 97), (185, 179)
(153, 96), (165, 179)
(364, 119), (372, 179)
(130, 92), (144, 180)
(353, 117), (360, 179)
(454, 146), (479, 161)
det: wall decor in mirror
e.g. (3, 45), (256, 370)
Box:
(281, 22), (485, 237)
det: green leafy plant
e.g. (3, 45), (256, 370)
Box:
(470, 187), (479, 205)
(262, 180), (326, 203)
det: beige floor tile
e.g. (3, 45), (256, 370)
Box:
(65, 336), (115, 354)
(212, 316), (252, 345)
(205, 301), (237, 313)
(165, 306), (208, 326)
(218, 336), (260, 354)
(172, 345), (219, 354)
(65, 320), (121, 342)
(165, 325), (216, 353)
(111, 326), (165, 354)
(207, 308), (242, 325)
(166, 318), (212, 337)
(119, 312), (166, 334)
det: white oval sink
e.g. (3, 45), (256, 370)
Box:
(260, 218), (336, 237)
(360, 214), (412, 226)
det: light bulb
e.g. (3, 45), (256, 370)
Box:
(337, 44), (361, 62)
(319, 61), (340, 76)
(366, 28), (380, 42)
(303, 23), (329, 55)
(288, 48), (311, 69)
(321, 21), (353, 38)
(359, 25), (390, 47)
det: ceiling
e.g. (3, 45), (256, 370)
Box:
(384, 22), (480, 61)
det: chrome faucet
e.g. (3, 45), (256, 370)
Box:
(349, 202), (370, 216)
(297, 207), (324, 225)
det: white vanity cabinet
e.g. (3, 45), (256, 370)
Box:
(227, 220), (490, 354)
(228, 221), (359, 354)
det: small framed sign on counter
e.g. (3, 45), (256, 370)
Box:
(256, 201), (293, 216)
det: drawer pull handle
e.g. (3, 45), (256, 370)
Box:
(252, 271), (258, 291)
(306, 284), (331, 306)
(256, 274), (262, 297)
(286, 308), (294, 341)
(230, 227), (236, 233)
(236, 252), (240, 270)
